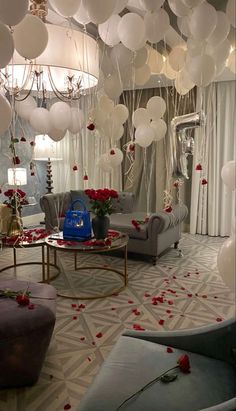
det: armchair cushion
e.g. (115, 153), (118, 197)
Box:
(78, 335), (236, 411)
(109, 212), (148, 240)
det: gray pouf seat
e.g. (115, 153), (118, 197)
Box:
(0, 279), (56, 388)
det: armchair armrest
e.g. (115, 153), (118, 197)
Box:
(123, 317), (236, 365)
(146, 204), (188, 236)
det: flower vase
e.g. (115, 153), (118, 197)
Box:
(7, 211), (23, 237)
(92, 215), (110, 239)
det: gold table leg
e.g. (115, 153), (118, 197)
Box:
(42, 245), (45, 282)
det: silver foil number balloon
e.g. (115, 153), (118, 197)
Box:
(170, 111), (206, 179)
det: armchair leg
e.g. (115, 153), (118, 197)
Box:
(151, 256), (158, 266)
(174, 241), (183, 257)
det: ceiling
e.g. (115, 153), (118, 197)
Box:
(46, 0), (235, 89)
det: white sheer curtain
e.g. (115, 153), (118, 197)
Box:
(190, 81), (236, 236)
(52, 94), (122, 194)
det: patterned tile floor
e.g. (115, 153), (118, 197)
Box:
(0, 233), (235, 411)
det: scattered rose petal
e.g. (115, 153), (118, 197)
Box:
(80, 337), (85, 341)
(159, 319), (165, 326)
(166, 309), (171, 314)
(87, 357), (92, 362)
(71, 303), (77, 308)
(216, 317), (223, 322)
(187, 294), (193, 298)
(128, 300), (134, 304)
(28, 303), (35, 310)
(73, 316), (77, 320)
(202, 295), (207, 298)
(144, 292), (150, 297)
(96, 332), (103, 338)
(111, 307), (116, 310)
(64, 404), (71, 410)
(168, 300), (174, 305)
(79, 304), (86, 309)
(167, 347), (173, 353)
(133, 324), (145, 331)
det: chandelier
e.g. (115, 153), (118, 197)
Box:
(0, 0), (99, 102)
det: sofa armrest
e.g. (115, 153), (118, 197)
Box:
(40, 192), (71, 231)
(146, 204), (188, 235)
(123, 317), (236, 365)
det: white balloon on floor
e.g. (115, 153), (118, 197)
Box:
(217, 236), (236, 289)
(0, 0), (28, 26)
(29, 108), (51, 134)
(221, 161), (236, 191)
(49, 0), (81, 17)
(0, 22), (14, 69)
(15, 95), (37, 120)
(13, 14), (48, 60)
(0, 94), (12, 136)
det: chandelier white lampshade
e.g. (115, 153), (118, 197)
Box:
(2, 24), (99, 95)
(8, 167), (27, 186)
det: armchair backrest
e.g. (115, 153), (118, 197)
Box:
(40, 192), (72, 231)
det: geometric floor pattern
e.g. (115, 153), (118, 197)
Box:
(0, 233), (235, 411)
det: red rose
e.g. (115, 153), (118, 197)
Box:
(195, 163), (202, 171)
(129, 143), (135, 152)
(83, 174), (88, 181)
(73, 165), (78, 171)
(13, 156), (21, 165)
(87, 123), (95, 131)
(201, 178), (208, 185)
(30, 141), (35, 146)
(16, 294), (30, 306)
(178, 354), (191, 373)
(31, 172), (35, 176)
(110, 149), (115, 155)
(20, 137), (26, 142)
(164, 206), (172, 213)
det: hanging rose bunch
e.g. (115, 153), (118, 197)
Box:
(85, 188), (118, 217)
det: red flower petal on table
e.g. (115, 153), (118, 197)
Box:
(71, 303), (77, 308)
(134, 310), (140, 316)
(128, 300), (134, 304)
(128, 143), (135, 152)
(96, 332), (103, 338)
(80, 337), (85, 341)
(13, 156), (21, 165)
(195, 163), (202, 171)
(159, 319), (165, 326)
(87, 123), (95, 131)
(73, 316), (77, 320)
(64, 404), (71, 410)
(167, 347), (174, 353)
(168, 300), (174, 305)
(178, 354), (191, 373)
(28, 303), (35, 310)
(216, 317), (223, 322)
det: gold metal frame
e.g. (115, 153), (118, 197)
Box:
(46, 236), (128, 300)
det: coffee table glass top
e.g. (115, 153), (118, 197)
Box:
(2, 228), (49, 247)
(45, 230), (129, 252)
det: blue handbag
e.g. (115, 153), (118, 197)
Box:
(63, 199), (92, 240)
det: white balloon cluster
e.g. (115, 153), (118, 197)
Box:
(217, 160), (236, 290)
(91, 95), (129, 142)
(0, 0), (49, 136)
(133, 96), (167, 148)
(15, 96), (84, 141)
(164, 0), (236, 94)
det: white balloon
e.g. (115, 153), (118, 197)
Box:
(221, 161), (236, 191)
(187, 37), (206, 58)
(29, 108), (51, 134)
(49, 126), (66, 142)
(113, 104), (129, 124)
(132, 108), (151, 128)
(50, 102), (71, 131)
(217, 236), (236, 289)
(169, 47), (186, 72)
(177, 16), (191, 37)
(108, 148), (123, 166)
(13, 15), (48, 60)
(174, 78), (190, 95)
(15, 95), (37, 120)
(207, 38), (231, 67)
(112, 124), (124, 141)
(140, 0), (164, 12)
(144, 9), (170, 44)
(97, 153), (112, 172)
(189, 2), (217, 41)
(0, 94), (11, 136)
(100, 52), (114, 76)
(118, 13), (146, 51)
(94, 107), (108, 129)
(0, 0), (28, 26)
(74, 2), (90, 24)
(49, 0), (81, 17)
(110, 43), (133, 69)
(162, 58), (177, 79)
(135, 125), (155, 147)
(134, 64), (151, 86)
(99, 95), (114, 113)
(69, 108), (84, 134)
(98, 14), (121, 47)
(168, 0), (190, 17)
(182, 0), (204, 7)
(227, 49), (236, 74)
(133, 47), (148, 69)
(176, 67), (195, 91)
(147, 48), (164, 74)
(113, 0), (128, 14)
(104, 73), (123, 100)
(0, 22), (14, 69)
(147, 96), (166, 120)
(151, 119), (167, 141)
(187, 54), (215, 87)
(83, 0), (117, 24)
(207, 11), (230, 48)
(226, 0), (236, 28)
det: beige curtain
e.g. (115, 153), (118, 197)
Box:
(120, 87), (196, 213)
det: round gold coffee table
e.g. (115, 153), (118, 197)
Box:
(45, 231), (129, 299)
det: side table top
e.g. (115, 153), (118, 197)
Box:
(45, 230), (129, 252)
(1, 228), (49, 248)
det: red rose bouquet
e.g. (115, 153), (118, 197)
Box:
(4, 188), (28, 213)
(85, 188), (118, 217)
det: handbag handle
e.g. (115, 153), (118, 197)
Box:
(70, 199), (87, 212)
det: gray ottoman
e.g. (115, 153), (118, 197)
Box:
(0, 279), (56, 388)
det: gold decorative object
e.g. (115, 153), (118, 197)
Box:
(7, 211), (23, 237)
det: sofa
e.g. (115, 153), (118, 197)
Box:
(40, 190), (188, 264)
(77, 317), (236, 411)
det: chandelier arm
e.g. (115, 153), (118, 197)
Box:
(47, 67), (81, 102)
(14, 71), (37, 101)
